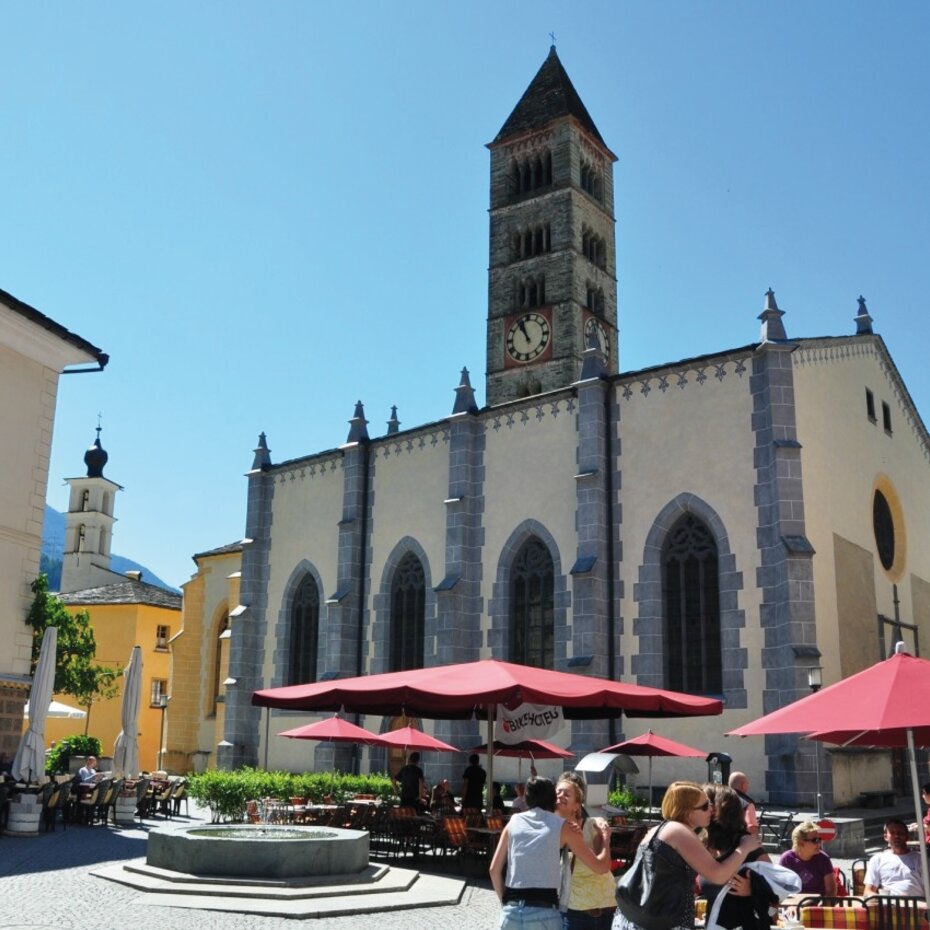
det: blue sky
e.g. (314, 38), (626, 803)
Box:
(3, 2), (928, 589)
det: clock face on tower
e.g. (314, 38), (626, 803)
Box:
(506, 311), (551, 363)
(584, 316), (609, 358)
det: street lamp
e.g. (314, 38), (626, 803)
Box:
(157, 694), (169, 772)
(807, 666), (824, 818)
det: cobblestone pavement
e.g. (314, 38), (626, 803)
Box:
(0, 804), (868, 930)
(0, 806), (501, 930)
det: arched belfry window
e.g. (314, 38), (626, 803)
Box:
(662, 514), (721, 694)
(390, 552), (425, 671)
(288, 576), (320, 685)
(510, 538), (554, 668)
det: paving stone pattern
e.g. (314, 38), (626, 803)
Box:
(0, 803), (502, 930)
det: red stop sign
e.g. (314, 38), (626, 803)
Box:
(817, 819), (837, 842)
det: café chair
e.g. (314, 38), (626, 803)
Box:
(796, 897), (868, 930)
(864, 895), (927, 930)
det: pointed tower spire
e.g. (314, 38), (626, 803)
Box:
(251, 432), (272, 470)
(452, 367), (479, 414)
(493, 46), (607, 146)
(855, 295), (874, 335)
(758, 288), (788, 342)
(83, 424), (108, 478)
(386, 405), (400, 435)
(346, 400), (370, 443)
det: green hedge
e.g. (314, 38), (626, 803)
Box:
(608, 784), (649, 822)
(186, 768), (396, 823)
(46, 735), (102, 776)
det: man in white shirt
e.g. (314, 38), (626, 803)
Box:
(865, 819), (924, 896)
(77, 756), (98, 783)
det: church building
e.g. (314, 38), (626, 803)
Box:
(176, 48), (930, 807)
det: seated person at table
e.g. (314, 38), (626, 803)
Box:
(510, 782), (529, 813)
(77, 756), (98, 783)
(394, 752), (427, 812)
(430, 778), (457, 816)
(865, 819), (925, 896)
(778, 822), (837, 895)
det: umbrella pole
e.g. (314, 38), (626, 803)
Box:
(906, 729), (930, 914)
(648, 756), (653, 820)
(486, 705), (495, 815)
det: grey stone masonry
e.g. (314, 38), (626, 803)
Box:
(318, 441), (373, 774)
(486, 94), (618, 405)
(751, 339), (825, 807)
(435, 412), (485, 666)
(220, 450), (274, 770)
(570, 374), (616, 755)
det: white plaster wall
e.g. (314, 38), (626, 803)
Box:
(368, 435), (448, 595)
(613, 357), (768, 789)
(0, 343), (58, 680)
(261, 457), (343, 685)
(794, 339), (930, 677)
(481, 397), (579, 652)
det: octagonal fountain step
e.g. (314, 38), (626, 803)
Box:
(91, 823), (466, 918)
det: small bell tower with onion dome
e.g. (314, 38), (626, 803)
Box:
(59, 426), (125, 593)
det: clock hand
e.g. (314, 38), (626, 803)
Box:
(518, 319), (531, 342)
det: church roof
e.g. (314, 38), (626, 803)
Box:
(492, 46), (607, 148)
(193, 540), (244, 561)
(59, 579), (181, 610)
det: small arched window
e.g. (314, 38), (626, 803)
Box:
(288, 576), (320, 686)
(80, 489), (90, 512)
(662, 515), (721, 694)
(78, 524), (86, 552)
(510, 538), (554, 668)
(390, 552), (425, 671)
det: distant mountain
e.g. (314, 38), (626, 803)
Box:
(41, 505), (180, 594)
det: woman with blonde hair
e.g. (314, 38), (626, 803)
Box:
(778, 822), (837, 895)
(613, 781), (760, 930)
(556, 771), (616, 929)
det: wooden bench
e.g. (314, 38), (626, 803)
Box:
(859, 790), (896, 808)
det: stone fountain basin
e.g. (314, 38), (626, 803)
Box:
(147, 824), (369, 879)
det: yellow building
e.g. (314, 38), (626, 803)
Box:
(0, 286), (106, 770)
(167, 542), (241, 773)
(49, 433), (181, 772)
(52, 584), (180, 771)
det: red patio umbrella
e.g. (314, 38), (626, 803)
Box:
(256, 658), (722, 811)
(727, 643), (930, 911)
(278, 715), (382, 744)
(599, 729), (705, 808)
(469, 738), (574, 760)
(376, 725), (459, 753)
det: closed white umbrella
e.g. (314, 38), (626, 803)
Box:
(24, 699), (86, 720)
(112, 645), (143, 778)
(12, 627), (57, 783)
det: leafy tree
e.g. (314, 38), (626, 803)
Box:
(26, 574), (120, 731)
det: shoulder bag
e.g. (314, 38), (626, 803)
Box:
(616, 822), (691, 930)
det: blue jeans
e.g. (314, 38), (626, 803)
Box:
(500, 902), (563, 930)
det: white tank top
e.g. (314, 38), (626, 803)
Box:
(505, 808), (564, 890)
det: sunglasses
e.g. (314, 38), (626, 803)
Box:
(693, 801), (712, 811)
(803, 836), (822, 844)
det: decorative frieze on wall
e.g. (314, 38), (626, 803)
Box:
(617, 355), (751, 402)
(485, 396), (575, 432)
(372, 429), (451, 459)
(273, 453), (342, 485)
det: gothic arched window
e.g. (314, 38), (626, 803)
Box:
(391, 552), (425, 671)
(510, 538), (554, 668)
(288, 576), (320, 686)
(662, 514), (721, 694)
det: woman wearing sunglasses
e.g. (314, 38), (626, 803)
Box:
(614, 781), (760, 930)
(777, 822), (837, 895)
